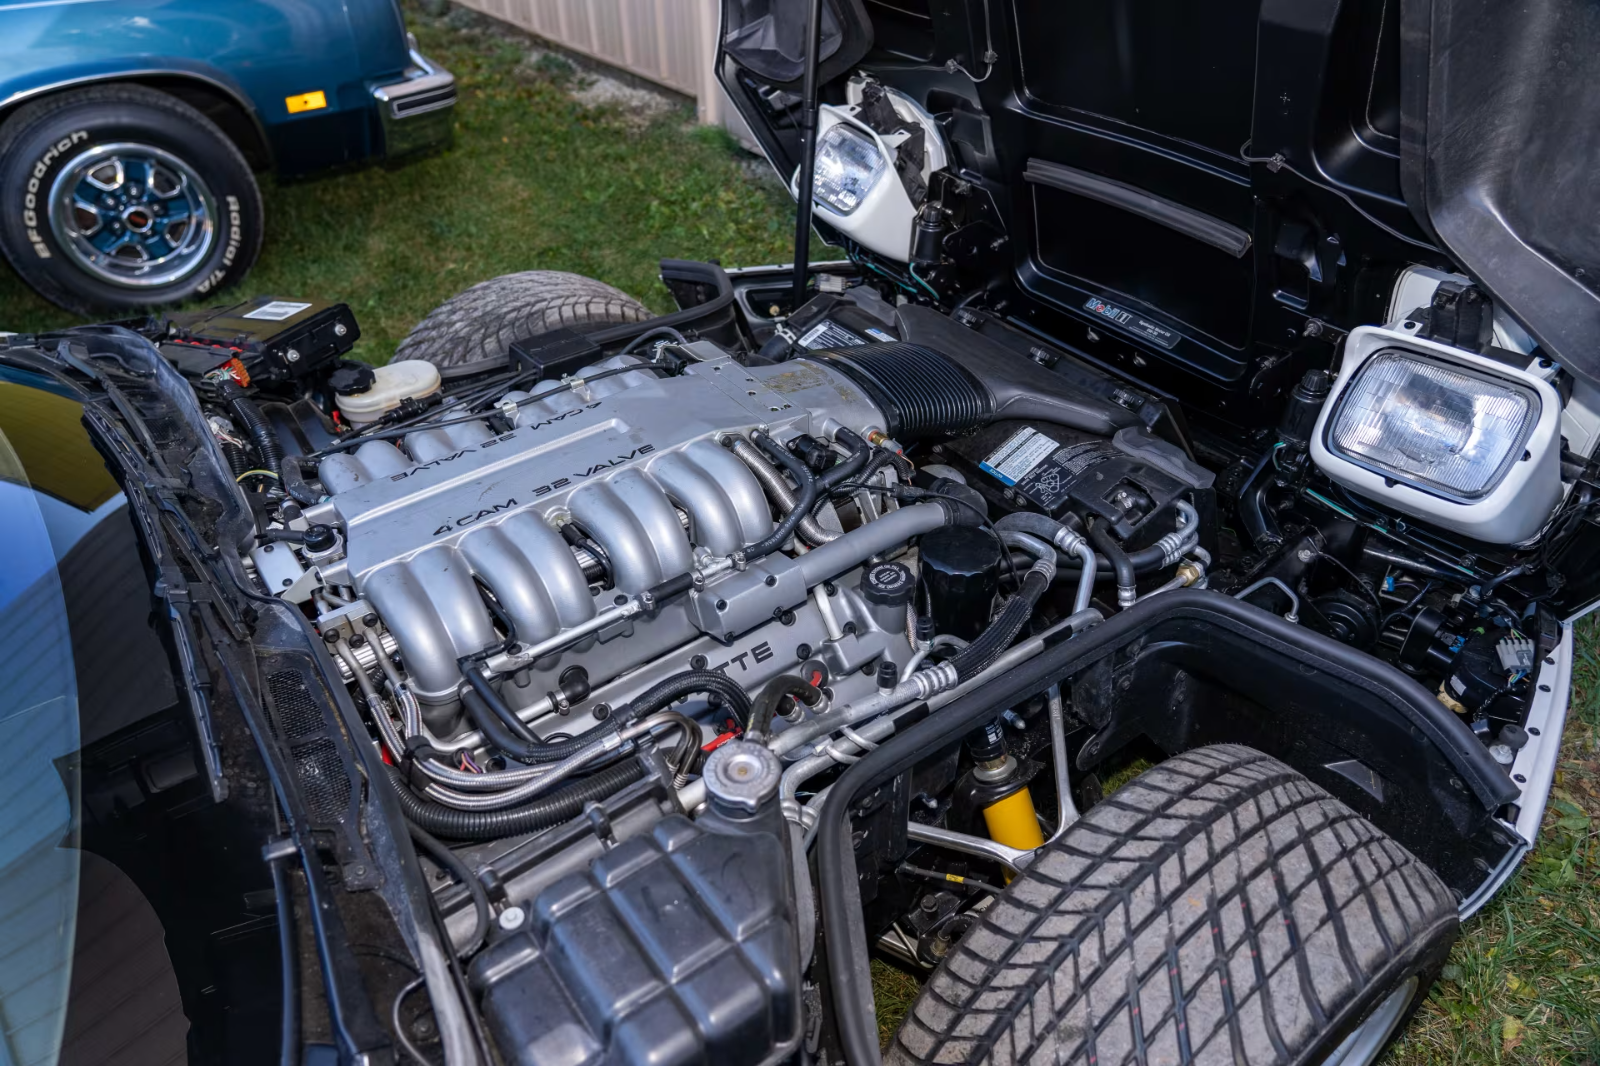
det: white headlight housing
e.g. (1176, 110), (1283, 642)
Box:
(790, 84), (948, 262)
(1310, 324), (1563, 544)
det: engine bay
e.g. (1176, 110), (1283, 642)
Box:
(91, 258), (1593, 1065)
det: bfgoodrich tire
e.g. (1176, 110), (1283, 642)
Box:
(890, 745), (1458, 1066)
(0, 84), (262, 315)
(395, 270), (651, 367)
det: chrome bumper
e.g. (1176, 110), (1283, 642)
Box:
(371, 46), (456, 158)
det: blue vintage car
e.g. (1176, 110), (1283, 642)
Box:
(0, 0), (455, 315)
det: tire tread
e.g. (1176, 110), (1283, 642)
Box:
(888, 745), (1457, 1066)
(395, 271), (650, 367)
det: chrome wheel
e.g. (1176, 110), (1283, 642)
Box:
(1320, 976), (1419, 1066)
(47, 142), (216, 288)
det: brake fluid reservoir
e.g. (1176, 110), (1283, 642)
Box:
(336, 360), (441, 425)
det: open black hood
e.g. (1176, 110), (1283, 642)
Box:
(1400, 0), (1600, 383)
(719, 0), (1600, 412)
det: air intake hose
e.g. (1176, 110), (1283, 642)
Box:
(813, 342), (993, 440)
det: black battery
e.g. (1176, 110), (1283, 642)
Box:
(161, 296), (359, 384)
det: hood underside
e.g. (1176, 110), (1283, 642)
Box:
(720, 0), (1600, 397)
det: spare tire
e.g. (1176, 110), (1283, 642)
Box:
(396, 270), (651, 367)
(890, 745), (1457, 1066)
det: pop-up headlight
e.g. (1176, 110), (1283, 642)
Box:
(1309, 325), (1563, 544)
(812, 123), (886, 216)
(1326, 351), (1538, 501)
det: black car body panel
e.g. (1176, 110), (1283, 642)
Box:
(1399, 0), (1600, 386)
(722, 0), (1600, 414)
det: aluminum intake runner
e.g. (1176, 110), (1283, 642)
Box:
(304, 352), (883, 720)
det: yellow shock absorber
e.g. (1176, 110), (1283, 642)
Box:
(982, 786), (1045, 853)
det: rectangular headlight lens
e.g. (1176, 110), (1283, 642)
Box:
(1327, 350), (1537, 500)
(813, 124), (886, 215)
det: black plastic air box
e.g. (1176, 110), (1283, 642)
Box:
(468, 812), (800, 1066)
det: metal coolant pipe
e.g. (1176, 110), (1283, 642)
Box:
(794, 502), (947, 586)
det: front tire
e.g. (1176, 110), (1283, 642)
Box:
(395, 270), (651, 368)
(0, 84), (263, 315)
(890, 745), (1457, 1066)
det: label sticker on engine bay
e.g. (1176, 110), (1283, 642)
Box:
(1083, 296), (1180, 349)
(980, 427), (1060, 486)
(981, 427), (1115, 511)
(243, 300), (312, 321)
(797, 319), (867, 350)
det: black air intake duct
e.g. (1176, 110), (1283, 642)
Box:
(813, 307), (1142, 440)
(814, 342), (992, 439)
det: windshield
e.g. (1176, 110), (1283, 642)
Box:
(0, 366), (186, 1065)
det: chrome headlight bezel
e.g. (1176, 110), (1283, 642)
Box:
(1322, 348), (1541, 504)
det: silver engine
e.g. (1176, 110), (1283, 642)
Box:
(292, 344), (916, 743)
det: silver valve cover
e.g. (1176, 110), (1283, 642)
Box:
(309, 350), (882, 708)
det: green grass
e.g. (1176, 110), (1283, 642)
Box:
(2, 3), (1592, 1057)
(1390, 620), (1600, 1064)
(0, 0), (799, 362)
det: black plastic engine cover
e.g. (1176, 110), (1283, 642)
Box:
(468, 812), (800, 1066)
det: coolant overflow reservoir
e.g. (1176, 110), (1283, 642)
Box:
(336, 360), (441, 424)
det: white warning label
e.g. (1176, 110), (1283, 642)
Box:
(979, 427), (1059, 486)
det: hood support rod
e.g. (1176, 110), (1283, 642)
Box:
(790, 0), (825, 310)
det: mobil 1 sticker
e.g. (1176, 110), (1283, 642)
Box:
(1083, 295), (1180, 349)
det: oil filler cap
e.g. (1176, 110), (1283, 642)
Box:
(861, 561), (915, 607)
(703, 741), (781, 817)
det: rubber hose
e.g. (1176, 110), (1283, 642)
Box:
(1089, 523), (1136, 603)
(746, 675), (824, 743)
(460, 688), (618, 764)
(815, 429), (871, 494)
(740, 431), (818, 560)
(625, 669), (753, 730)
(949, 569), (1049, 681)
(993, 510), (1075, 543)
(1480, 564), (1527, 599)
(462, 662), (542, 746)
(219, 382), (282, 472)
(406, 822), (489, 957)
(278, 457), (322, 506)
(384, 760), (644, 840)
